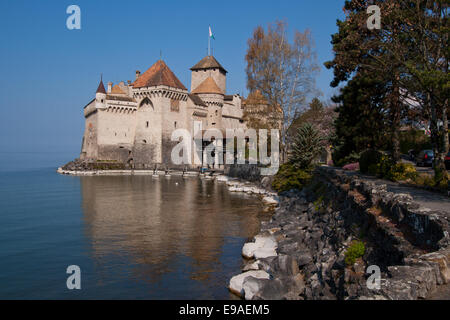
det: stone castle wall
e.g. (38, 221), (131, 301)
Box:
(191, 69), (226, 93)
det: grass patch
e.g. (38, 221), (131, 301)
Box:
(344, 240), (365, 266)
(272, 163), (313, 193)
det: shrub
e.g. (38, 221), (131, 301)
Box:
(334, 152), (360, 168)
(342, 162), (359, 171)
(289, 123), (324, 169)
(414, 173), (435, 187)
(272, 163), (312, 193)
(359, 149), (383, 174)
(371, 155), (418, 181)
(413, 171), (448, 191)
(385, 163), (418, 181)
(368, 163), (379, 175)
(344, 241), (365, 266)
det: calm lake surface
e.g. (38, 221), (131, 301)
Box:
(0, 153), (270, 299)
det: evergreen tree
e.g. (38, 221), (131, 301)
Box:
(289, 123), (324, 169)
(330, 74), (389, 165)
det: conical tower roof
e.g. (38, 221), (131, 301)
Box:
(96, 78), (106, 94)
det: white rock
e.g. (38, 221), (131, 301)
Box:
(242, 242), (259, 259)
(229, 270), (270, 297)
(243, 261), (260, 271)
(262, 196), (279, 205)
(216, 175), (229, 182)
(254, 247), (278, 259)
(242, 235), (278, 259)
(254, 235), (278, 249)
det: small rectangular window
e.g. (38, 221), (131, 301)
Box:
(174, 121), (177, 128)
(146, 121), (149, 128)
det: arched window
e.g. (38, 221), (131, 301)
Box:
(139, 97), (154, 110)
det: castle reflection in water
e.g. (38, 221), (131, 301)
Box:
(79, 175), (269, 298)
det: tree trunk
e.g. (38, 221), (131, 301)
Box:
(430, 94), (447, 183)
(391, 75), (401, 162)
(443, 98), (449, 154)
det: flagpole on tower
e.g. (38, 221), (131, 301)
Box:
(208, 26), (211, 56)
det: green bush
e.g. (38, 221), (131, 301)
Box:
(385, 163), (418, 181)
(272, 163), (312, 193)
(368, 163), (379, 175)
(344, 241), (365, 266)
(359, 149), (383, 174)
(334, 151), (360, 168)
(371, 155), (418, 181)
(414, 173), (435, 187)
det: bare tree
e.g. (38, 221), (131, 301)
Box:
(246, 21), (319, 162)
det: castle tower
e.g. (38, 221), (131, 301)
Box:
(192, 77), (224, 129)
(95, 77), (107, 109)
(190, 56), (227, 94)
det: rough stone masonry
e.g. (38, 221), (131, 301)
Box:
(229, 166), (450, 300)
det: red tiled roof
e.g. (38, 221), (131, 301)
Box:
(192, 77), (223, 95)
(111, 84), (125, 94)
(132, 60), (187, 90)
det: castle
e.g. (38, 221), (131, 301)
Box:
(80, 55), (247, 169)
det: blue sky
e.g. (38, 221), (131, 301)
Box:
(0, 0), (345, 155)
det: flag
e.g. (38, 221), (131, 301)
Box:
(209, 26), (215, 40)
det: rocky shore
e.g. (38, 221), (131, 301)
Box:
(228, 166), (450, 300)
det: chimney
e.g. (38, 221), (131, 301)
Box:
(107, 82), (113, 93)
(135, 70), (141, 80)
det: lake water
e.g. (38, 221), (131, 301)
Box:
(0, 153), (269, 299)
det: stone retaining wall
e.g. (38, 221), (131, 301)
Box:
(229, 166), (450, 300)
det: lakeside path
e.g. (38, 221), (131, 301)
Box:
(333, 168), (450, 299)
(341, 170), (450, 214)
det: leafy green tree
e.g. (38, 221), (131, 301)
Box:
(289, 123), (324, 169)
